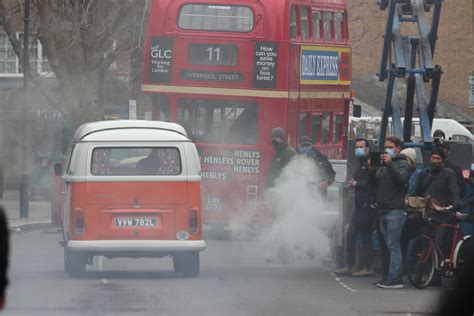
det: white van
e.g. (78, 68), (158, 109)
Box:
(350, 117), (474, 143)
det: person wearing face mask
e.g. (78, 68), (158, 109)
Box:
(296, 136), (336, 197)
(264, 127), (297, 189)
(413, 148), (459, 207)
(335, 138), (375, 277)
(435, 142), (465, 196)
(412, 147), (460, 286)
(368, 136), (411, 289)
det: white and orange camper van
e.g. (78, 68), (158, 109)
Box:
(55, 120), (205, 277)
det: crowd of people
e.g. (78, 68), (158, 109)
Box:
(265, 126), (474, 292)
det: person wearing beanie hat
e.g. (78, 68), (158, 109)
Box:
(269, 127), (286, 141)
(412, 147), (460, 286)
(413, 147), (457, 206)
(400, 147), (419, 195)
(399, 147), (421, 276)
(435, 142), (465, 196)
(400, 148), (416, 168)
(264, 127), (296, 188)
(296, 135), (336, 196)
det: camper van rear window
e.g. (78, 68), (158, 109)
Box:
(91, 147), (182, 176)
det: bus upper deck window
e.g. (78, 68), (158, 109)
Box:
(290, 6), (297, 39)
(323, 12), (333, 43)
(178, 4), (253, 32)
(300, 7), (310, 40)
(312, 10), (321, 41)
(334, 12), (343, 42)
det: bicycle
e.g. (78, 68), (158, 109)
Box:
(404, 208), (472, 289)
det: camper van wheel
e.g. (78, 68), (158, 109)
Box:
(173, 251), (200, 277)
(68, 252), (86, 277)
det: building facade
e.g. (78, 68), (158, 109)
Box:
(348, 0), (474, 113)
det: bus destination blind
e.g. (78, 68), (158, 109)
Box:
(189, 44), (238, 66)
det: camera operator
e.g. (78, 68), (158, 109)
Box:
(368, 136), (410, 289)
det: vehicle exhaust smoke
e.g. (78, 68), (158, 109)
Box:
(230, 156), (336, 265)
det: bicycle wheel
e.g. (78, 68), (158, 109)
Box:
(405, 235), (437, 289)
(455, 237), (472, 274)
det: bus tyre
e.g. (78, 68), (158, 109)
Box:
(173, 251), (200, 277)
(68, 252), (86, 278)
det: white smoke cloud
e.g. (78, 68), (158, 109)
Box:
(229, 155), (337, 265)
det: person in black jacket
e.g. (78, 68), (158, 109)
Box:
(368, 136), (411, 289)
(414, 148), (460, 207)
(335, 138), (375, 277)
(435, 142), (465, 196)
(455, 169), (474, 223)
(0, 206), (8, 310)
(264, 127), (297, 189)
(413, 148), (460, 286)
(297, 136), (336, 197)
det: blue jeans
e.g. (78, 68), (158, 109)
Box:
(379, 209), (407, 280)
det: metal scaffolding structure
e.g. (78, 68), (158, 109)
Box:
(376, 0), (443, 150)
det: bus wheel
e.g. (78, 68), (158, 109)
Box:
(68, 252), (86, 278)
(173, 251), (200, 277)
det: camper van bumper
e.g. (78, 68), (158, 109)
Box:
(67, 240), (207, 252)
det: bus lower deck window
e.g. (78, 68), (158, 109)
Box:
(177, 99), (258, 145)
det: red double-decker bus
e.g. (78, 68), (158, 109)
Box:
(142, 0), (352, 225)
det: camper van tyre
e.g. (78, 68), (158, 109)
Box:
(173, 251), (200, 277)
(68, 252), (86, 277)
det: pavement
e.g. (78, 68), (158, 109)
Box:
(1, 190), (53, 234)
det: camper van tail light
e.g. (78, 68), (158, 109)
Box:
(75, 209), (85, 235)
(188, 208), (199, 235)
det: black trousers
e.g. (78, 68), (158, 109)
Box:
(345, 206), (375, 269)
